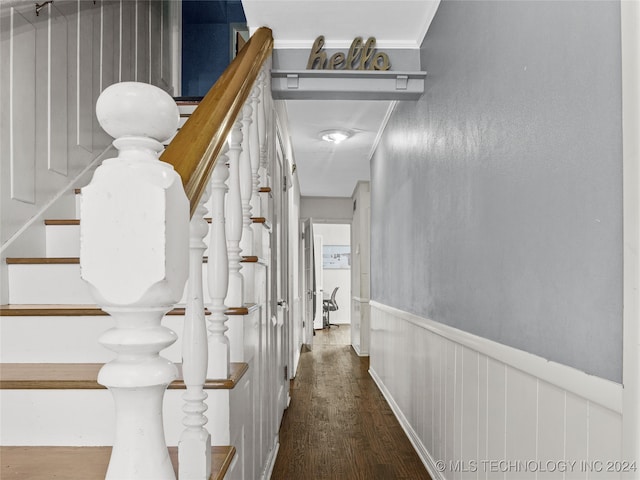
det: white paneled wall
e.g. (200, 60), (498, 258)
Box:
(0, 0), (175, 249)
(351, 298), (369, 355)
(370, 302), (624, 480)
(351, 181), (370, 355)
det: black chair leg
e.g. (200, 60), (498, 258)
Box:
(327, 310), (339, 328)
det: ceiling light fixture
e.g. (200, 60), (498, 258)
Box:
(320, 129), (352, 144)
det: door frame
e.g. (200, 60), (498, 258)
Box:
(301, 218), (316, 347)
(621, 0), (640, 468)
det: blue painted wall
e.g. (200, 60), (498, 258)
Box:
(182, 0), (247, 97)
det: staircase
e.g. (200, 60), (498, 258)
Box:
(1, 446), (235, 480)
(0, 106), (239, 479)
(0, 27), (282, 478)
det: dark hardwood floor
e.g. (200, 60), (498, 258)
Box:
(272, 328), (432, 480)
(313, 324), (351, 346)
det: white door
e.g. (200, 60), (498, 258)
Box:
(273, 132), (289, 422)
(302, 218), (316, 345)
(313, 233), (324, 330)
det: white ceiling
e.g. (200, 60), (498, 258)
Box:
(286, 100), (394, 197)
(242, 0), (440, 197)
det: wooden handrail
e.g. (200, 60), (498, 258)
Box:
(161, 27), (273, 216)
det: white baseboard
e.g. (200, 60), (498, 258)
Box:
(369, 367), (445, 480)
(351, 343), (368, 357)
(262, 439), (280, 480)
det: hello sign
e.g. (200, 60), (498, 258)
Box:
(306, 36), (391, 71)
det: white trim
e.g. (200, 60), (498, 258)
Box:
(1, 145), (113, 254)
(351, 344), (368, 357)
(369, 366), (444, 480)
(415, 1), (441, 48)
(262, 440), (279, 480)
(621, 0), (640, 471)
(352, 296), (370, 304)
(370, 301), (623, 413)
(169, 0), (181, 96)
(368, 101), (398, 161)
(227, 454), (239, 476)
(349, 179), (369, 200)
(303, 217), (352, 225)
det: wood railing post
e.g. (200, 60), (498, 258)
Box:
(81, 82), (188, 480)
(160, 27), (273, 216)
(179, 185), (212, 480)
(226, 120), (244, 308)
(207, 147), (231, 379)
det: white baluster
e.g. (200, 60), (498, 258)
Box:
(250, 78), (262, 219)
(258, 70), (268, 197)
(249, 81), (263, 259)
(259, 69), (272, 221)
(226, 120), (244, 308)
(240, 100), (255, 302)
(82, 82), (188, 480)
(179, 186), (212, 480)
(208, 148), (231, 379)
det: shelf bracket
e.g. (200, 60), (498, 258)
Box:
(35, 0), (53, 16)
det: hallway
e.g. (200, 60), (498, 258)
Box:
(271, 327), (431, 480)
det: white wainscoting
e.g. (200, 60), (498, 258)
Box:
(370, 301), (624, 480)
(351, 297), (370, 356)
(0, 0), (175, 249)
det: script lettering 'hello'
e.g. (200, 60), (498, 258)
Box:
(306, 36), (391, 71)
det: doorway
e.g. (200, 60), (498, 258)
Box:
(313, 223), (351, 345)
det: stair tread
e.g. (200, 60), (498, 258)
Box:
(0, 305), (197, 316)
(174, 97), (203, 104)
(226, 307), (250, 315)
(0, 445), (235, 480)
(46, 217), (266, 226)
(205, 217), (267, 224)
(6, 257), (79, 264)
(7, 256), (263, 265)
(225, 303), (258, 316)
(44, 219), (79, 225)
(0, 362), (248, 390)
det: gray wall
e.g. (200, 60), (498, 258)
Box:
(301, 196), (353, 222)
(371, 1), (623, 382)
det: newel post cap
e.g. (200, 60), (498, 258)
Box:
(96, 82), (179, 142)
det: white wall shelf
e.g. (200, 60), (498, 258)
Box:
(271, 69), (426, 100)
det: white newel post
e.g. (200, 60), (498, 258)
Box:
(179, 186), (212, 480)
(239, 101), (255, 302)
(208, 148), (231, 379)
(81, 82), (188, 480)
(226, 120), (244, 308)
